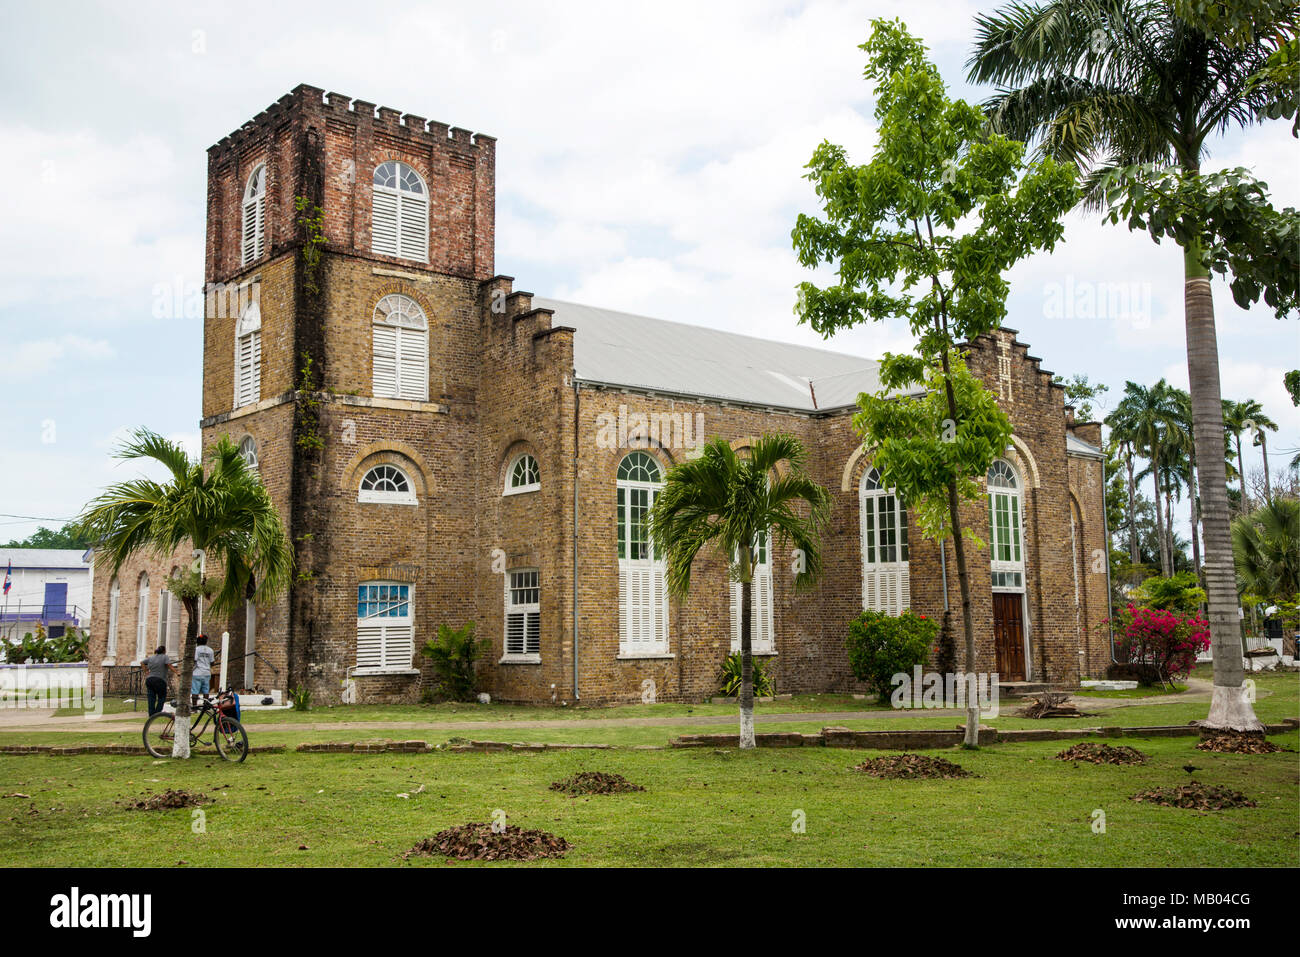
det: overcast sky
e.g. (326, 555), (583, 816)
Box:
(1, 0), (1296, 544)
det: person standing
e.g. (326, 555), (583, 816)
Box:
(143, 645), (178, 717)
(191, 634), (216, 702)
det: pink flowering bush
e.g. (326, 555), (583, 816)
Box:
(1110, 603), (1211, 686)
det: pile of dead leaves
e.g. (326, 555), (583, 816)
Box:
(404, 823), (571, 861)
(1019, 691), (1083, 719)
(852, 753), (973, 780)
(1196, 731), (1286, 755)
(549, 771), (645, 796)
(127, 789), (211, 811)
(1131, 783), (1257, 811)
(1055, 743), (1148, 765)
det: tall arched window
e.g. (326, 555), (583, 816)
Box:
(616, 451), (668, 654)
(987, 460), (1025, 590)
(372, 294), (428, 401)
(372, 161), (428, 261)
(234, 301), (262, 409)
(241, 163), (266, 266)
(358, 463), (417, 505)
(106, 576), (120, 661)
(730, 530), (774, 654)
(860, 467), (910, 614)
(135, 572), (150, 662)
(239, 436), (258, 472)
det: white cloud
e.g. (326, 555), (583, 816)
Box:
(9, 335), (115, 378)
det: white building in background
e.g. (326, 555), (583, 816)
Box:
(0, 548), (93, 650)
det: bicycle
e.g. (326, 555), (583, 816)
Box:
(143, 689), (249, 762)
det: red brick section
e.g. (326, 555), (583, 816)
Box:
(86, 88), (1112, 707)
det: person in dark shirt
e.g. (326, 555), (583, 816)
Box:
(143, 645), (179, 717)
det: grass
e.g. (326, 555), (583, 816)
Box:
(0, 731), (1294, 867)
(1079, 684), (1188, 699)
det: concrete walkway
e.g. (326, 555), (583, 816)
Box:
(0, 680), (1224, 735)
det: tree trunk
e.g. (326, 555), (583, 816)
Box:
(1164, 484), (1175, 570)
(1260, 431), (1272, 505)
(1189, 449), (1202, 582)
(1234, 432), (1246, 509)
(172, 594), (198, 759)
(1151, 459), (1170, 576)
(738, 546), (755, 750)
(1183, 256), (1262, 731)
(1125, 444), (1139, 565)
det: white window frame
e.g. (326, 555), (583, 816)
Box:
(730, 531), (775, 654)
(502, 568), (541, 662)
(105, 576), (120, 662)
(860, 468), (910, 614)
(358, 463), (418, 505)
(242, 163), (266, 267)
(134, 573), (150, 663)
(372, 293), (429, 401)
(987, 459), (1026, 593)
(616, 451), (670, 657)
(504, 453), (540, 495)
(239, 435), (258, 472)
(371, 161), (429, 262)
(234, 301), (262, 410)
(355, 581), (415, 674)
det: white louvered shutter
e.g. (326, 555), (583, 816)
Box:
(373, 324), (398, 397)
(729, 580), (742, 651)
(372, 189), (400, 257)
(399, 193), (428, 261)
(383, 623), (414, 671)
(169, 592), (182, 658)
(236, 331), (261, 408)
(242, 195), (264, 266)
(618, 565), (629, 645)
(651, 562), (668, 650)
(356, 624), (385, 671)
(396, 327), (428, 400)
(755, 567), (773, 652)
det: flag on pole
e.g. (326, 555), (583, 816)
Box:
(3, 561), (10, 596)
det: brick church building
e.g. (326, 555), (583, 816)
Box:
(87, 86), (1111, 705)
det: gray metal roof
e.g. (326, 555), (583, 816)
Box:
(0, 548), (91, 570)
(536, 298), (881, 411)
(1066, 433), (1104, 458)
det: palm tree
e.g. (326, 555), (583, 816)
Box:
(1250, 413), (1280, 504)
(1232, 498), (1300, 603)
(76, 429), (292, 757)
(1224, 399), (1276, 508)
(968, 0), (1287, 731)
(1110, 381), (1184, 575)
(649, 434), (829, 749)
(1105, 402), (1142, 565)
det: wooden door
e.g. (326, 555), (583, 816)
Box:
(993, 592), (1026, 681)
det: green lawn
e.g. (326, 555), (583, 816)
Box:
(1, 732), (1295, 867)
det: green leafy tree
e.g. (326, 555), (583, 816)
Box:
(970, 0), (1300, 732)
(1224, 398), (1279, 507)
(792, 20), (1076, 746)
(1232, 497), (1300, 603)
(1107, 381), (1185, 576)
(75, 430), (292, 757)
(1053, 373), (1109, 421)
(2, 523), (93, 550)
(649, 434), (830, 749)
(419, 622), (485, 702)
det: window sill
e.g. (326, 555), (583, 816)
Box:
(499, 654), (542, 665)
(616, 651), (674, 660)
(502, 485), (541, 497)
(100, 658), (116, 667)
(351, 668), (421, 677)
(357, 496), (420, 506)
(729, 649), (778, 657)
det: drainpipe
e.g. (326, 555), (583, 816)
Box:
(572, 374), (581, 701)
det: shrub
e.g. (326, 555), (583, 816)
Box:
(420, 622), (484, 702)
(717, 652), (776, 698)
(1111, 603), (1210, 686)
(846, 609), (939, 697)
(289, 685), (312, 711)
(1131, 572), (1205, 615)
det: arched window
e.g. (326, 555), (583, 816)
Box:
(241, 163), (266, 266)
(163, 566), (182, 658)
(106, 576), (120, 660)
(358, 463), (417, 505)
(860, 467), (910, 614)
(372, 161), (428, 261)
(356, 581), (414, 673)
(135, 572), (150, 662)
(505, 453), (540, 495)
(238, 435), (258, 472)
(987, 460), (1025, 590)
(234, 301), (262, 409)
(372, 294), (428, 401)
(730, 530), (774, 654)
(616, 451), (668, 654)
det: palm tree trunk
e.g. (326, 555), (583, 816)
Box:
(172, 595), (198, 759)
(1189, 450), (1202, 582)
(1234, 432), (1246, 509)
(1164, 483), (1175, 569)
(1151, 459), (1170, 576)
(1260, 432), (1272, 505)
(1183, 254), (1262, 731)
(1125, 444), (1139, 565)
(738, 562), (755, 750)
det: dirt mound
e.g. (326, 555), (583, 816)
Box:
(404, 823), (571, 861)
(1131, 783), (1257, 810)
(1055, 743), (1148, 765)
(549, 771), (645, 796)
(1196, 731), (1287, 755)
(129, 789), (211, 810)
(852, 753), (972, 779)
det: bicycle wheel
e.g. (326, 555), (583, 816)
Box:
(214, 717), (249, 763)
(142, 712), (178, 758)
